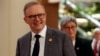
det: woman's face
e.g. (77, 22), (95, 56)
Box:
(61, 21), (77, 40)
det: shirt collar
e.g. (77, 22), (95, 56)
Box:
(73, 40), (76, 47)
(92, 39), (100, 43)
(31, 25), (47, 39)
(92, 38), (100, 49)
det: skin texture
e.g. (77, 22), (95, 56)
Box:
(93, 29), (100, 42)
(24, 4), (46, 33)
(61, 21), (77, 41)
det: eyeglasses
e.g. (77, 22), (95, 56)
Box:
(26, 13), (45, 19)
(63, 26), (77, 30)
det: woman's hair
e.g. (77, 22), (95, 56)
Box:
(60, 16), (77, 27)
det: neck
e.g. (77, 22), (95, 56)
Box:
(71, 36), (76, 42)
(32, 29), (41, 34)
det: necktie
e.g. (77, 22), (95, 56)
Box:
(32, 34), (41, 56)
(94, 42), (98, 56)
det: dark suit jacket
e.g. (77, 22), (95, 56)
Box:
(75, 37), (94, 56)
(16, 27), (76, 56)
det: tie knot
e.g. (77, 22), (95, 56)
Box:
(35, 34), (41, 39)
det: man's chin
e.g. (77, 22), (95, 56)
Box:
(35, 27), (42, 31)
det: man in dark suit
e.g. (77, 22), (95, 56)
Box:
(60, 16), (94, 56)
(16, 1), (76, 56)
(91, 28), (100, 56)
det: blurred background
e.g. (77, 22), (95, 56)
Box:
(59, 0), (100, 39)
(0, 0), (100, 56)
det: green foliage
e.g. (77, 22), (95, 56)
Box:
(83, 2), (100, 15)
(79, 21), (96, 32)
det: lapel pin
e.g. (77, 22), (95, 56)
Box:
(49, 38), (53, 42)
(76, 47), (79, 50)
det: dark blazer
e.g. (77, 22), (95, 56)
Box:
(16, 27), (76, 56)
(75, 37), (94, 56)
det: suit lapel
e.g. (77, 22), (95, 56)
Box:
(44, 27), (54, 56)
(75, 37), (80, 52)
(23, 32), (31, 56)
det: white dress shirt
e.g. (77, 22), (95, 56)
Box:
(91, 39), (100, 56)
(30, 25), (47, 56)
(72, 40), (76, 47)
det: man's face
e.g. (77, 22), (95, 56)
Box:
(94, 31), (100, 41)
(61, 21), (77, 40)
(24, 4), (46, 33)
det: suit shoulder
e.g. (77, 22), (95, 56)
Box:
(47, 27), (66, 35)
(76, 37), (90, 45)
(18, 32), (31, 41)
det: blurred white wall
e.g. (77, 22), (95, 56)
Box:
(0, 0), (36, 56)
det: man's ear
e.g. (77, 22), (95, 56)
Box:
(24, 17), (28, 24)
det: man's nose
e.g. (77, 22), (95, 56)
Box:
(35, 16), (40, 20)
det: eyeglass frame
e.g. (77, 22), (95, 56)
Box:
(25, 13), (46, 20)
(63, 26), (77, 30)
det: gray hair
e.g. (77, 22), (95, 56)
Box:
(60, 16), (77, 27)
(23, 1), (45, 15)
(93, 28), (100, 34)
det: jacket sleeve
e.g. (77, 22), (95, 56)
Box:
(63, 33), (76, 56)
(16, 39), (20, 56)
